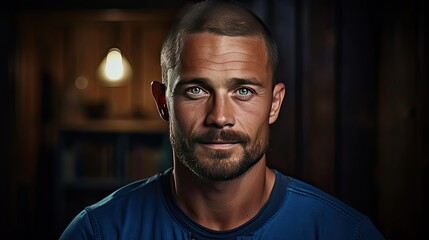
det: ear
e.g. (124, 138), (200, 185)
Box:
(269, 82), (285, 124)
(151, 81), (169, 121)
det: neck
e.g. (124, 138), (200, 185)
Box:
(171, 158), (275, 231)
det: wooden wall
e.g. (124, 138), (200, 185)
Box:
(262, 0), (428, 238)
(11, 9), (178, 239)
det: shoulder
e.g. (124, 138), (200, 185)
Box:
(88, 171), (165, 210)
(271, 171), (385, 239)
(85, 169), (170, 217)
(284, 175), (365, 220)
(60, 169), (173, 239)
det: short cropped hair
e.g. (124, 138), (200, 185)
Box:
(160, 0), (278, 87)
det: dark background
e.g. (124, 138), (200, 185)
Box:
(1, 0), (427, 239)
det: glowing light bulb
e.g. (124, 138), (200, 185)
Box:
(105, 49), (124, 81)
(97, 47), (132, 86)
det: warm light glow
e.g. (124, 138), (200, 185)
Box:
(74, 76), (88, 90)
(97, 47), (132, 86)
(105, 49), (124, 81)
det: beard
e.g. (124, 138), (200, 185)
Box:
(170, 126), (268, 181)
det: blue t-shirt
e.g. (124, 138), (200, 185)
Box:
(60, 168), (384, 239)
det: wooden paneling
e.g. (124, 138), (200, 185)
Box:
(299, 0), (337, 194)
(264, 0), (337, 195)
(376, 0), (427, 237)
(14, 9), (177, 238)
(253, 1), (427, 238)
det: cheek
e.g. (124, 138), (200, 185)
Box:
(171, 101), (202, 133)
(238, 100), (271, 122)
(237, 105), (270, 136)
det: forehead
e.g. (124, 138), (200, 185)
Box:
(178, 32), (270, 80)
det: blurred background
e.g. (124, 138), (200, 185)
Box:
(1, 0), (427, 239)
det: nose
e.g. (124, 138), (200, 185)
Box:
(204, 94), (235, 128)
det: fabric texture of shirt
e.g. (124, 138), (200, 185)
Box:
(59, 168), (385, 239)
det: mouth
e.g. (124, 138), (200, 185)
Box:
(198, 139), (240, 150)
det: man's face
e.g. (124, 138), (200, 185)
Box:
(167, 32), (277, 181)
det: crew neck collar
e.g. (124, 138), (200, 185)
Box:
(160, 168), (289, 239)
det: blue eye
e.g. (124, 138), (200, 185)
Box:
(188, 87), (202, 95)
(234, 87), (255, 101)
(184, 86), (208, 99)
(237, 88), (250, 95)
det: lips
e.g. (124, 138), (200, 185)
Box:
(200, 139), (240, 144)
(199, 136), (242, 149)
(205, 143), (236, 149)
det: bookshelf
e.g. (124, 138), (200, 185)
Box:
(54, 119), (171, 236)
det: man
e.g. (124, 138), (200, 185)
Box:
(60, 0), (385, 239)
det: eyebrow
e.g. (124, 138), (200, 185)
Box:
(175, 77), (264, 89)
(174, 78), (208, 90)
(229, 77), (264, 88)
